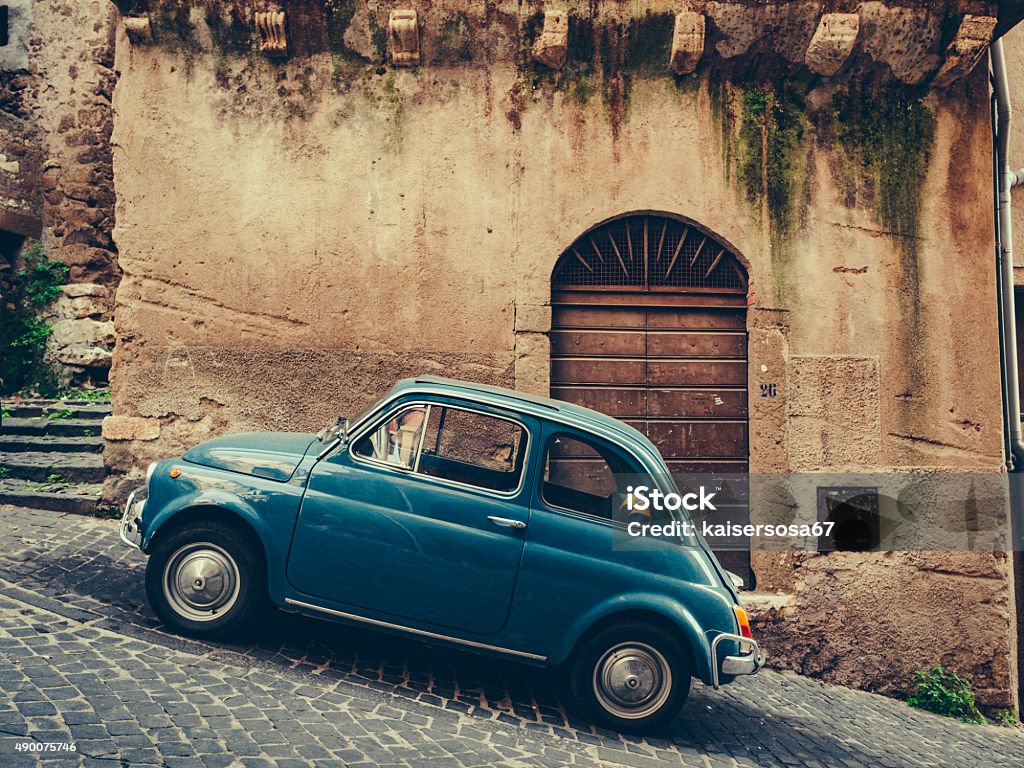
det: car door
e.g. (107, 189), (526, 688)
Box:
(286, 398), (534, 636)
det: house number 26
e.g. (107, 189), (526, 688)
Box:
(760, 383), (777, 398)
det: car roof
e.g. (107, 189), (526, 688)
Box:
(393, 375), (652, 448)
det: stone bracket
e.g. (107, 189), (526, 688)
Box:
(669, 12), (705, 75)
(123, 15), (153, 46)
(804, 13), (860, 76)
(389, 10), (421, 67)
(932, 15), (997, 88)
(255, 11), (288, 58)
(532, 8), (569, 70)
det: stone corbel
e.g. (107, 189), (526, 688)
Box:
(804, 13), (860, 76)
(255, 10), (288, 58)
(531, 8), (569, 70)
(389, 10), (421, 67)
(669, 12), (705, 75)
(932, 15), (997, 87)
(123, 15), (154, 46)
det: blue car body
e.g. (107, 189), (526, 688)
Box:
(121, 376), (762, 689)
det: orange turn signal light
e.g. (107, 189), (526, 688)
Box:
(170, 468), (181, 478)
(734, 605), (753, 640)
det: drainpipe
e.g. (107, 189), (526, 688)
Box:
(992, 36), (1024, 553)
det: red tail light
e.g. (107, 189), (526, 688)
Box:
(734, 606), (753, 639)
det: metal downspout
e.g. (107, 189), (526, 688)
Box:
(993, 39), (1024, 474)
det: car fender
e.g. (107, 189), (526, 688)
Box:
(550, 593), (715, 683)
(142, 489), (275, 560)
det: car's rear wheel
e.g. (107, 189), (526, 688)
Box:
(145, 520), (264, 639)
(569, 622), (691, 733)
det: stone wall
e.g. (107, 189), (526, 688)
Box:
(1, 1), (121, 385)
(105, 2), (1018, 710)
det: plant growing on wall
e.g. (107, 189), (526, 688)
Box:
(0, 242), (68, 396)
(907, 666), (985, 724)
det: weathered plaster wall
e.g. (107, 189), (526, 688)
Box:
(107, 4), (1017, 710)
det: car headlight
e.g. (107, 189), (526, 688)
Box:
(146, 461), (157, 485)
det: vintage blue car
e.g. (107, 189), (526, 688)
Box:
(119, 376), (763, 730)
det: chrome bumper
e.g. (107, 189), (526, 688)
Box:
(710, 632), (766, 689)
(119, 488), (146, 549)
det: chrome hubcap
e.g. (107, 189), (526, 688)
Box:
(163, 542), (240, 622)
(593, 642), (672, 719)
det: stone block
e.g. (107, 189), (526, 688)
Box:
(514, 333), (550, 397)
(932, 15), (997, 87)
(787, 356), (881, 470)
(102, 416), (161, 442)
(531, 9), (568, 70)
(514, 304), (551, 333)
(669, 12), (705, 75)
(123, 16), (153, 46)
(389, 10), (420, 67)
(804, 13), (860, 76)
(62, 283), (108, 299)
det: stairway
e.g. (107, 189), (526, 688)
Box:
(0, 399), (109, 515)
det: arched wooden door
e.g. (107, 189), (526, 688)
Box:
(549, 214), (752, 586)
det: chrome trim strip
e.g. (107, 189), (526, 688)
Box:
(284, 598), (547, 662)
(710, 631), (765, 689)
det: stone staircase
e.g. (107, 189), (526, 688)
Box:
(0, 399), (109, 515)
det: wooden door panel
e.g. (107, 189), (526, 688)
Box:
(646, 331), (747, 357)
(550, 358), (646, 385)
(635, 420), (748, 458)
(552, 306), (646, 329)
(550, 386), (646, 417)
(646, 360), (747, 386)
(646, 309), (746, 330)
(647, 388), (747, 418)
(550, 329), (645, 356)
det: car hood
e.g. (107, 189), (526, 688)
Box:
(182, 432), (319, 482)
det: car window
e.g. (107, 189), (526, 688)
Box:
(352, 404), (430, 469)
(417, 407), (526, 493)
(541, 433), (636, 521)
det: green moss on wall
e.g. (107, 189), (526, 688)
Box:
(624, 12), (675, 80)
(205, 6), (252, 57)
(149, 2), (200, 55)
(736, 80), (811, 249)
(437, 12), (473, 63)
(827, 83), (935, 245)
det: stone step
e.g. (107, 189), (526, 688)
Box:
(0, 451), (106, 484)
(1, 402), (111, 420)
(0, 435), (104, 453)
(0, 418), (104, 438)
(0, 478), (101, 515)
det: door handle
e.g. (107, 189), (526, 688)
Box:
(487, 516), (527, 530)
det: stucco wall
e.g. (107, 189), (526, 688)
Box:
(107, 5), (1018, 710)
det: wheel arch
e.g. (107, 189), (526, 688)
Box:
(553, 600), (714, 684)
(144, 502), (270, 580)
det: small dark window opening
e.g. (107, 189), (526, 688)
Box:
(0, 7), (9, 48)
(817, 486), (881, 552)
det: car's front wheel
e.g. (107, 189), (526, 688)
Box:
(569, 622), (691, 733)
(145, 520), (265, 639)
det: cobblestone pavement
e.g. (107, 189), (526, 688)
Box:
(0, 506), (1021, 768)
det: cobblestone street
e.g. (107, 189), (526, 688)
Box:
(0, 506), (1021, 768)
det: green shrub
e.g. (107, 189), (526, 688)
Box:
(908, 666), (985, 724)
(0, 243), (68, 396)
(989, 709), (1018, 727)
(49, 408), (75, 421)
